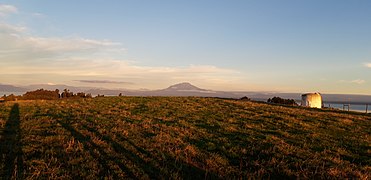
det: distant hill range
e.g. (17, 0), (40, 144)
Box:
(0, 84), (28, 94)
(1, 82), (371, 103)
(23, 84), (92, 93)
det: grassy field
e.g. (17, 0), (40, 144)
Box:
(0, 97), (370, 179)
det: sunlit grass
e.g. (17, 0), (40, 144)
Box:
(0, 97), (370, 179)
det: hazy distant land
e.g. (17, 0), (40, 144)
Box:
(1, 82), (371, 104)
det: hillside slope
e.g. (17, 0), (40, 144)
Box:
(0, 97), (369, 179)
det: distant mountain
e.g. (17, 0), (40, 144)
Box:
(0, 84), (28, 93)
(84, 82), (225, 97)
(164, 82), (207, 92)
(144, 82), (224, 97)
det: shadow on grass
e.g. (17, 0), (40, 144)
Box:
(48, 102), (214, 179)
(188, 118), (297, 178)
(56, 119), (136, 179)
(82, 118), (215, 179)
(0, 103), (24, 179)
(81, 119), (160, 179)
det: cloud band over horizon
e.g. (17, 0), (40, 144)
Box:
(74, 80), (134, 84)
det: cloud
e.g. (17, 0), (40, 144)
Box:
(31, 12), (45, 18)
(75, 80), (134, 84)
(25, 36), (122, 52)
(0, 54), (241, 89)
(351, 79), (365, 84)
(0, 23), (125, 63)
(0, 4), (17, 17)
(365, 63), (371, 68)
(0, 23), (26, 33)
(0, 24), (121, 52)
(338, 79), (366, 85)
(143, 64), (237, 74)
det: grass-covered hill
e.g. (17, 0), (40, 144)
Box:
(0, 97), (370, 179)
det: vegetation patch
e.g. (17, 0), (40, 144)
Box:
(0, 97), (370, 179)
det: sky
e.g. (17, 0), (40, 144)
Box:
(0, 1), (371, 94)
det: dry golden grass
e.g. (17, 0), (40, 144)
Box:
(0, 97), (370, 179)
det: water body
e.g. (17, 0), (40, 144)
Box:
(292, 100), (369, 113)
(323, 103), (369, 113)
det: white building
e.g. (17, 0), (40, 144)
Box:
(301, 93), (322, 108)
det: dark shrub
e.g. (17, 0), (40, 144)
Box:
(268, 97), (298, 106)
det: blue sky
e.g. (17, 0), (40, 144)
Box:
(1, 1), (371, 94)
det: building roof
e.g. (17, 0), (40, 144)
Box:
(302, 92), (321, 96)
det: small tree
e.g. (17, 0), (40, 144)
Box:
(55, 89), (60, 98)
(61, 89), (73, 98)
(240, 96), (250, 101)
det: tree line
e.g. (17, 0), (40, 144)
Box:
(267, 97), (298, 106)
(1, 89), (92, 101)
